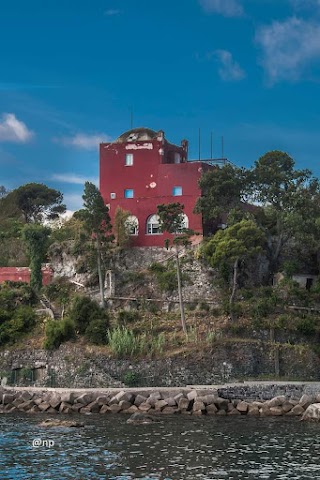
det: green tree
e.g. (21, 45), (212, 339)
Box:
(251, 151), (320, 274)
(5, 183), (66, 223)
(195, 164), (250, 229)
(22, 224), (51, 291)
(157, 202), (191, 335)
(114, 206), (131, 248)
(78, 182), (114, 307)
(202, 219), (266, 320)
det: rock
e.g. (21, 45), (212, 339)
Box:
(200, 394), (217, 406)
(299, 394), (314, 409)
(86, 401), (100, 413)
(165, 397), (177, 407)
(259, 407), (272, 417)
(282, 402), (293, 413)
(138, 402), (152, 412)
(216, 409), (227, 416)
(193, 401), (206, 412)
(187, 390), (197, 401)
(286, 405), (305, 416)
(100, 405), (110, 414)
(236, 401), (249, 413)
(119, 400), (132, 411)
(228, 408), (241, 415)
(71, 403), (83, 412)
(49, 394), (61, 409)
(38, 402), (51, 412)
(161, 407), (179, 414)
(109, 404), (122, 413)
(96, 395), (109, 406)
(127, 413), (160, 424)
(134, 395), (147, 407)
(39, 419), (84, 428)
(269, 406), (283, 416)
(247, 406), (260, 416)
(59, 402), (73, 413)
(124, 405), (139, 414)
(12, 397), (25, 407)
(116, 391), (134, 403)
(3, 394), (14, 405)
(214, 397), (229, 411)
(206, 404), (218, 415)
(173, 393), (184, 403)
(301, 403), (320, 421)
(267, 396), (286, 408)
(18, 400), (35, 411)
(178, 397), (190, 411)
(155, 400), (168, 411)
(60, 392), (76, 404)
(20, 391), (34, 402)
(76, 393), (93, 405)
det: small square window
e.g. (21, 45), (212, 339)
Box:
(124, 189), (134, 198)
(110, 192), (116, 199)
(125, 153), (133, 166)
(173, 186), (182, 196)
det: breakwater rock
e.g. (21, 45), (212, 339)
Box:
(1, 385), (320, 418)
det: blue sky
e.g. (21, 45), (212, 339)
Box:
(1, 0), (320, 210)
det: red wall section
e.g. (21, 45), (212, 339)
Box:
(0, 267), (53, 285)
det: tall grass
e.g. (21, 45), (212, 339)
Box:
(107, 327), (166, 358)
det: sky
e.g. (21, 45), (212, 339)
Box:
(1, 0), (320, 211)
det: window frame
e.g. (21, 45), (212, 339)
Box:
(125, 153), (134, 166)
(124, 189), (134, 199)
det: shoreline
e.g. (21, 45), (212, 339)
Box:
(1, 382), (320, 418)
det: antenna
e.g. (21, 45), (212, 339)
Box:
(198, 128), (201, 161)
(210, 131), (213, 160)
(130, 108), (133, 129)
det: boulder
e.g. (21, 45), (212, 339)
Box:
(216, 409), (227, 416)
(39, 418), (84, 428)
(127, 412), (160, 424)
(138, 402), (152, 412)
(161, 407), (179, 414)
(206, 404), (218, 415)
(269, 406), (284, 416)
(86, 401), (100, 413)
(20, 391), (34, 402)
(193, 401), (206, 412)
(247, 405), (260, 416)
(165, 397), (177, 407)
(100, 405), (110, 414)
(267, 396), (286, 408)
(76, 393), (93, 405)
(302, 403), (320, 421)
(134, 394), (148, 407)
(124, 405), (139, 414)
(299, 394), (314, 409)
(60, 392), (76, 404)
(3, 394), (14, 405)
(178, 397), (190, 411)
(18, 400), (35, 411)
(59, 402), (73, 413)
(109, 404), (122, 413)
(96, 396), (109, 406)
(71, 403), (83, 412)
(236, 401), (249, 413)
(187, 390), (197, 401)
(49, 394), (62, 409)
(228, 407), (241, 415)
(38, 402), (51, 412)
(214, 397), (229, 411)
(155, 400), (168, 411)
(286, 404), (304, 416)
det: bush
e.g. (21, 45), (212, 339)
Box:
(122, 371), (140, 387)
(149, 262), (177, 292)
(0, 306), (36, 346)
(69, 295), (109, 334)
(108, 327), (139, 357)
(296, 316), (317, 336)
(117, 310), (140, 325)
(44, 317), (75, 350)
(85, 319), (108, 345)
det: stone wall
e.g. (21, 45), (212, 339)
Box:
(1, 340), (319, 389)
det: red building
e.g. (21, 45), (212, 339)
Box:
(100, 127), (217, 247)
(0, 266), (53, 285)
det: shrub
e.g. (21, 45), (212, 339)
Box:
(122, 371), (140, 387)
(44, 317), (75, 350)
(69, 295), (109, 334)
(117, 310), (140, 325)
(85, 319), (108, 345)
(296, 316), (317, 336)
(0, 306), (36, 346)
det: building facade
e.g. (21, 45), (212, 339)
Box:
(100, 127), (214, 247)
(0, 266), (53, 285)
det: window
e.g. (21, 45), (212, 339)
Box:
(174, 152), (181, 164)
(125, 215), (139, 235)
(173, 186), (182, 196)
(146, 214), (161, 235)
(125, 153), (133, 166)
(124, 189), (134, 198)
(110, 192), (116, 199)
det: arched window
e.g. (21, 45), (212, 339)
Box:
(180, 213), (189, 231)
(146, 214), (161, 235)
(125, 215), (139, 235)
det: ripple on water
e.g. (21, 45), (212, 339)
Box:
(1, 414), (319, 479)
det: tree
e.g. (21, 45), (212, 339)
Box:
(22, 224), (51, 291)
(202, 219), (266, 320)
(157, 202), (191, 335)
(114, 206), (131, 248)
(0, 186), (8, 198)
(251, 151), (320, 275)
(6, 183), (66, 223)
(194, 164), (249, 229)
(78, 182), (114, 307)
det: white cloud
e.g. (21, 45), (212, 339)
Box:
(0, 113), (34, 143)
(63, 193), (84, 211)
(104, 9), (121, 16)
(256, 16), (320, 83)
(199, 0), (244, 17)
(55, 133), (112, 150)
(214, 50), (246, 81)
(52, 173), (99, 185)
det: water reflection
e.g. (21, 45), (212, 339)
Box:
(1, 413), (319, 479)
